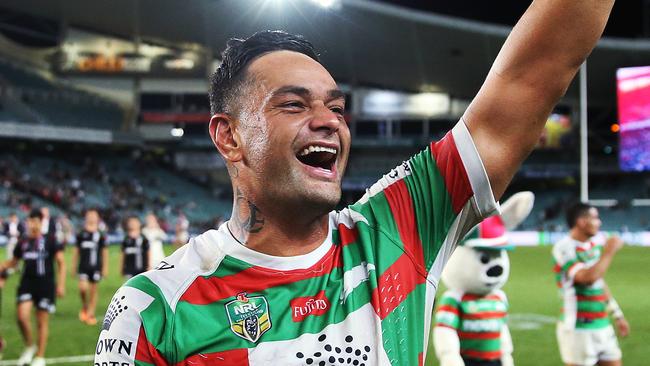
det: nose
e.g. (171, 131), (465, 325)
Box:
(309, 103), (341, 134)
(486, 265), (503, 277)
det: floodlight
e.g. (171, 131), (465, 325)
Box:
(171, 127), (185, 137)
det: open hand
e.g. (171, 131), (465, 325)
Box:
(615, 317), (630, 337)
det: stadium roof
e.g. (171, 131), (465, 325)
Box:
(2, 0), (650, 105)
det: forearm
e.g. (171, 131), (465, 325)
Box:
(57, 258), (66, 289)
(576, 252), (614, 284)
(0, 258), (18, 271)
(102, 248), (109, 274)
(465, 0), (614, 198)
(494, 0), (614, 85)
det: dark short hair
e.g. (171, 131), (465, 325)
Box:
(28, 208), (43, 220)
(566, 202), (594, 228)
(85, 208), (99, 215)
(209, 30), (320, 115)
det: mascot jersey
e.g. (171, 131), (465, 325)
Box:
(94, 122), (497, 366)
(552, 236), (609, 330)
(435, 289), (508, 361)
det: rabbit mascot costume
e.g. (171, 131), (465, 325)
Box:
(433, 192), (534, 366)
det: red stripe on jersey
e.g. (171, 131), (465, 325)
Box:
(370, 253), (425, 319)
(435, 323), (458, 330)
(458, 331), (501, 340)
(577, 311), (608, 319)
(136, 325), (169, 365)
(337, 224), (359, 247)
(462, 311), (506, 320)
(461, 349), (502, 360)
(577, 294), (607, 302)
(382, 178), (426, 271)
(175, 348), (249, 366)
(418, 352), (424, 366)
(437, 305), (459, 315)
(576, 242), (596, 252)
(430, 132), (473, 214)
(180, 244), (342, 305)
(461, 294), (502, 302)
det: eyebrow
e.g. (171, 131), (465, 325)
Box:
(271, 85), (346, 103)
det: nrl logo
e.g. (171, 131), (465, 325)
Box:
(225, 292), (272, 343)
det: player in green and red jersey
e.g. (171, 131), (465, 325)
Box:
(95, 1), (615, 364)
(553, 203), (629, 366)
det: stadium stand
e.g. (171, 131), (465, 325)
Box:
(0, 57), (124, 130)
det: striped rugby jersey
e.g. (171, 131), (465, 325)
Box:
(552, 236), (609, 330)
(94, 122), (497, 366)
(434, 290), (508, 361)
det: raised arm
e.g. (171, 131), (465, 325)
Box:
(464, 0), (615, 199)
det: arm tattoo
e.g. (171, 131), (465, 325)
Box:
(230, 187), (264, 243)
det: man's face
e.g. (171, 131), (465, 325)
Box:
(127, 218), (141, 237)
(578, 207), (601, 237)
(26, 217), (41, 237)
(41, 207), (49, 218)
(85, 210), (99, 228)
(234, 51), (351, 212)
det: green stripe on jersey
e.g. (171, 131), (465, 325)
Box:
(380, 283), (427, 366)
(404, 147), (457, 271)
(125, 275), (175, 361)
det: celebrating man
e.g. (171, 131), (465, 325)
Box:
(95, 0), (615, 364)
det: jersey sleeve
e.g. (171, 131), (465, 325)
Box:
(99, 234), (107, 249)
(75, 233), (82, 249)
(435, 292), (461, 330)
(143, 236), (150, 251)
(552, 241), (584, 285)
(13, 241), (24, 259)
(95, 282), (171, 365)
(351, 120), (498, 275)
(50, 236), (64, 253)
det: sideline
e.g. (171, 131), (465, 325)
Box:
(0, 355), (94, 365)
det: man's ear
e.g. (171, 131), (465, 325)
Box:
(209, 113), (243, 163)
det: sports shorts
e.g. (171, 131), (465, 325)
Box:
(17, 277), (56, 313)
(556, 322), (621, 365)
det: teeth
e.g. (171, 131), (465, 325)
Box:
(298, 145), (337, 156)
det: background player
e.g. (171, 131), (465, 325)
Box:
(3, 213), (24, 275)
(142, 212), (167, 267)
(553, 203), (629, 366)
(0, 209), (65, 366)
(72, 209), (107, 326)
(120, 216), (150, 278)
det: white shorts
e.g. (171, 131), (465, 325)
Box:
(556, 322), (621, 365)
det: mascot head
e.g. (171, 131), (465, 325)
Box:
(441, 191), (535, 295)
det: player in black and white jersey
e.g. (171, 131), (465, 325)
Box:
(120, 216), (150, 278)
(72, 209), (107, 326)
(0, 209), (65, 366)
(3, 212), (24, 274)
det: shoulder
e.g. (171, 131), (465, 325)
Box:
(128, 230), (224, 311)
(552, 236), (576, 256)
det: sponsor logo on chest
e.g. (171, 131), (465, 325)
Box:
(225, 292), (272, 343)
(290, 291), (331, 322)
(462, 319), (503, 332)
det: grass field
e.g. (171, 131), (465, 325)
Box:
(0, 245), (647, 365)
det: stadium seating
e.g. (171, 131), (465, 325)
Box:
(0, 58), (124, 130)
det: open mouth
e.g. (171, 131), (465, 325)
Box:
(296, 145), (338, 172)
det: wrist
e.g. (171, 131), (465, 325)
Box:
(607, 298), (624, 319)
